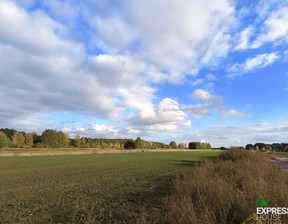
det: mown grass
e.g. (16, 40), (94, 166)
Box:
(0, 150), (219, 223)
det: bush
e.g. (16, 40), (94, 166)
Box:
(124, 139), (136, 149)
(168, 148), (288, 224)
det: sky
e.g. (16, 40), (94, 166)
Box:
(0, 0), (288, 147)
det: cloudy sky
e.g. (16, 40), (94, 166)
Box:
(1, 0), (288, 147)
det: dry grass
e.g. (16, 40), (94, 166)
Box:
(0, 148), (194, 157)
(168, 148), (288, 224)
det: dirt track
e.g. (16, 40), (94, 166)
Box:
(270, 157), (288, 172)
(0, 149), (195, 157)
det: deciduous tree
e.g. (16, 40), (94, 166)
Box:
(12, 132), (25, 148)
(169, 141), (177, 149)
(0, 131), (10, 148)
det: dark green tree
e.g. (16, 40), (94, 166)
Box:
(124, 139), (136, 149)
(245, 144), (254, 150)
(188, 142), (197, 149)
(254, 143), (266, 150)
(169, 141), (177, 149)
(41, 129), (68, 148)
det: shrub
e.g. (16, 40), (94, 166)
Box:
(124, 139), (136, 149)
(168, 148), (288, 224)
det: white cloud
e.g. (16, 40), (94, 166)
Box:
(252, 7), (288, 48)
(204, 121), (288, 147)
(0, 1), (83, 57)
(61, 124), (118, 138)
(190, 89), (221, 101)
(182, 103), (213, 118)
(127, 98), (191, 133)
(206, 73), (217, 81)
(185, 89), (244, 118)
(191, 79), (205, 86)
(78, 0), (236, 83)
(216, 109), (245, 118)
(234, 26), (253, 50)
(93, 15), (138, 53)
(228, 52), (280, 78)
(244, 53), (280, 71)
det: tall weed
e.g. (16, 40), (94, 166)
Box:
(168, 148), (288, 224)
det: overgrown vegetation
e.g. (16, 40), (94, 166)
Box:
(167, 148), (288, 223)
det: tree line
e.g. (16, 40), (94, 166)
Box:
(245, 142), (288, 152)
(0, 128), (214, 150)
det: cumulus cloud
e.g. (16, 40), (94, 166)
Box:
(0, 0), (241, 134)
(61, 124), (119, 138)
(127, 98), (191, 133)
(77, 0), (235, 83)
(182, 103), (213, 118)
(204, 121), (288, 147)
(0, 1), (83, 56)
(2, 0), (278, 141)
(184, 89), (243, 118)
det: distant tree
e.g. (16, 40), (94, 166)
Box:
(271, 143), (285, 151)
(0, 128), (17, 140)
(12, 132), (25, 148)
(169, 141), (177, 149)
(147, 141), (153, 149)
(0, 131), (10, 148)
(188, 142), (197, 149)
(135, 137), (144, 149)
(124, 139), (136, 149)
(24, 132), (34, 148)
(41, 129), (68, 148)
(245, 144), (254, 150)
(41, 129), (57, 148)
(255, 145), (260, 152)
(206, 143), (212, 149)
(74, 135), (81, 148)
(188, 142), (212, 149)
(178, 143), (187, 149)
(254, 143), (266, 150)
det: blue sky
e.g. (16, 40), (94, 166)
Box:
(0, 0), (288, 147)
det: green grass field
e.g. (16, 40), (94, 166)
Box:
(0, 150), (220, 223)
